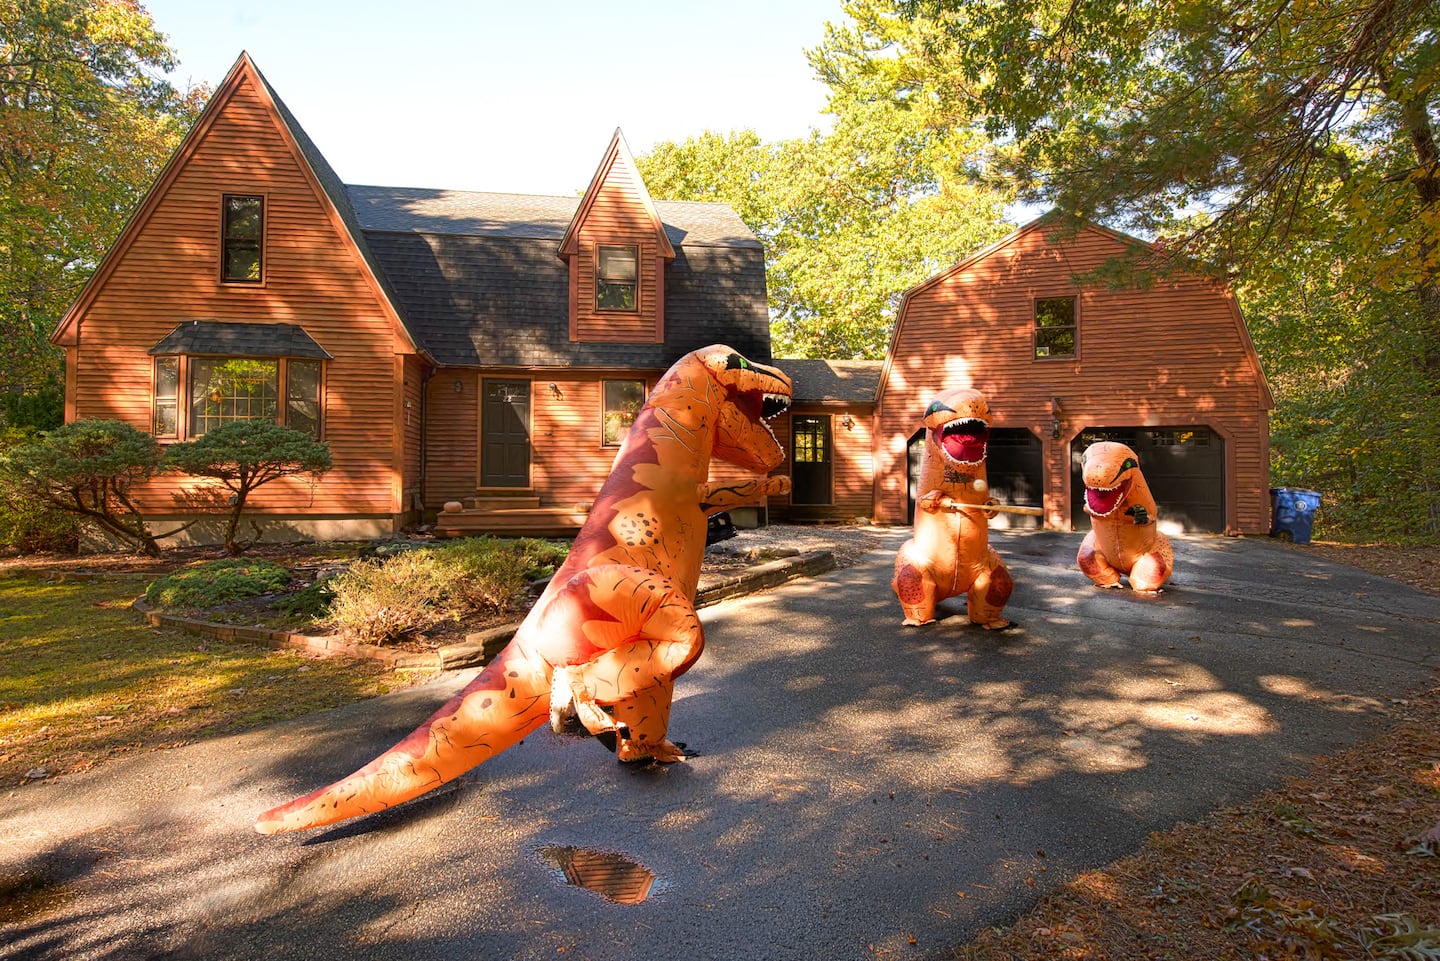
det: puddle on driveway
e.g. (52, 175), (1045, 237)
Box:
(0, 870), (74, 924)
(536, 845), (657, 904)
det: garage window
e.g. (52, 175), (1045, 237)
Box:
(1034, 297), (1076, 358)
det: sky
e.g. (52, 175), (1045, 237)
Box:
(140, 0), (844, 197)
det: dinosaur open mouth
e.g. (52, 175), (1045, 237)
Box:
(1085, 478), (1131, 517)
(761, 392), (789, 421)
(939, 417), (988, 465)
(732, 382), (791, 443)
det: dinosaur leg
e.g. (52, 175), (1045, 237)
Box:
(541, 564), (703, 763)
(1129, 538), (1174, 593)
(966, 550), (1014, 629)
(254, 641), (552, 835)
(1077, 532), (1123, 588)
(892, 541), (939, 625)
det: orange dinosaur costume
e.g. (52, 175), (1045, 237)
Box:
(255, 346), (791, 835)
(891, 387), (1014, 629)
(1077, 441), (1174, 593)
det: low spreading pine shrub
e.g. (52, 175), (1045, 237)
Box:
(146, 559), (292, 610)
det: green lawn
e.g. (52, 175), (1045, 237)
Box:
(0, 571), (422, 787)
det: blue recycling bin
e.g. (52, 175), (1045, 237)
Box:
(1270, 488), (1322, 544)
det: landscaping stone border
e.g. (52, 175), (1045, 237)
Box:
(131, 550), (837, 672)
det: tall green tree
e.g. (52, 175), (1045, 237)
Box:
(1, 0), (203, 390)
(836, 0), (1438, 539)
(638, 56), (1012, 358)
(876, 0), (1439, 325)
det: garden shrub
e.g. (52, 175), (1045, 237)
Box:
(146, 559), (292, 610)
(320, 549), (466, 644)
(321, 537), (569, 644)
(0, 428), (79, 553)
(273, 577), (336, 620)
(0, 418), (180, 556)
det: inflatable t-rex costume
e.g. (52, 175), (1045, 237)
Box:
(1077, 440), (1173, 593)
(891, 387), (1014, 629)
(255, 346), (791, 834)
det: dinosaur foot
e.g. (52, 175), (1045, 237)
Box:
(902, 616), (936, 627)
(618, 737), (692, 764)
(594, 723), (627, 754)
(977, 618), (1018, 632)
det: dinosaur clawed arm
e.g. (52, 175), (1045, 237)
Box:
(698, 475), (790, 512)
(918, 490), (982, 514)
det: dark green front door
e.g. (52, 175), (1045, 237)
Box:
(481, 379), (530, 487)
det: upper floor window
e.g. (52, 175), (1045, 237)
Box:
(1034, 296), (1076, 358)
(596, 245), (638, 311)
(222, 195), (264, 283)
(153, 355), (322, 440)
(601, 379), (646, 445)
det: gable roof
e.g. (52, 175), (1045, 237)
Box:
(557, 129), (676, 260)
(880, 213), (1275, 409)
(52, 54), (770, 372)
(51, 53), (424, 358)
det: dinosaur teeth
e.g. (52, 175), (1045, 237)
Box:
(1084, 479), (1131, 517)
(939, 417), (989, 466)
(761, 392), (790, 420)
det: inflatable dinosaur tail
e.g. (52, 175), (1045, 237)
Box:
(254, 642), (551, 835)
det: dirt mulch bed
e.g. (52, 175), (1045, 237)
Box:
(955, 681), (1440, 960)
(0, 527), (891, 655)
(1286, 541), (1440, 597)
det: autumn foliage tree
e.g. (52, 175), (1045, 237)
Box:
(811, 0), (1439, 540)
(0, 0), (204, 390)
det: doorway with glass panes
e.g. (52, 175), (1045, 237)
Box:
(790, 415), (833, 505)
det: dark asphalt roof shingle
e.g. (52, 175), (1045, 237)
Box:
(346, 185), (762, 248)
(364, 233), (772, 368)
(775, 359), (883, 404)
(148, 321), (333, 359)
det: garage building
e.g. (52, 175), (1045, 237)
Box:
(871, 216), (1274, 535)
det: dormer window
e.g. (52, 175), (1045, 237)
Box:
(596, 245), (638, 311)
(222, 195), (264, 283)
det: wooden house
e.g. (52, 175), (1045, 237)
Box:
(871, 217), (1275, 535)
(50, 53), (772, 544)
(765, 360), (883, 524)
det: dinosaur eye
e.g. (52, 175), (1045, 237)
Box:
(725, 353), (750, 370)
(925, 400), (954, 418)
(1121, 458), (1138, 473)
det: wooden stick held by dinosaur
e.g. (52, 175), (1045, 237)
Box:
(254, 346), (792, 835)
(891, 387), (1014, 629)
(1077, 441), (1174, 593)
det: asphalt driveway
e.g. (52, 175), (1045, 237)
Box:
(3, 529), (1438, 961)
